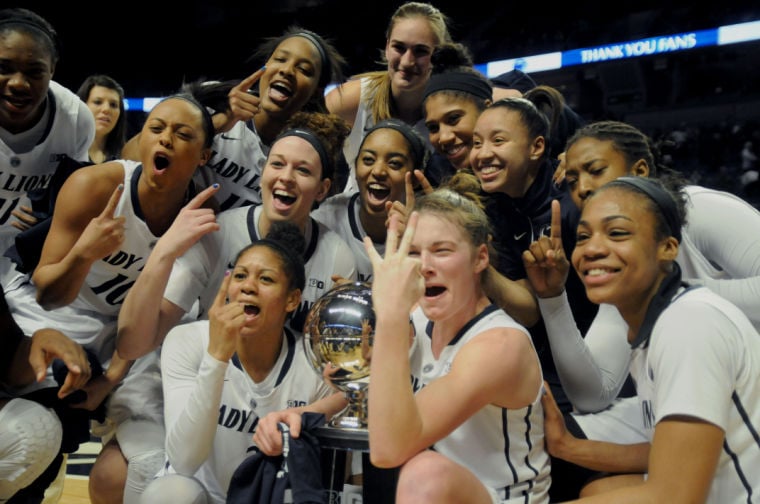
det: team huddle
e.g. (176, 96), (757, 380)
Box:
(1, 4), (759, 504)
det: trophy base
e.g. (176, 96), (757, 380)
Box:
(314, 424), (369, 451)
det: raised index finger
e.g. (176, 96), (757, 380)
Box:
(185, 184), (220, 210)
(101, 184), (124, 218)
(413, 169), (434, 195)
(235, 67), (266, 94)
(213, 271), (233, 310)
(550, 199), (562, 244)
(396, 211), (418, 257)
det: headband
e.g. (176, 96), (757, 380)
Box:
(361, 119), (427, 169)
(424, 71), (492, 101)
(0, 16), (59, 55)
(276, 127), (331, 178)
(292, 31), (329, 87)
(612, 176), (682, 242)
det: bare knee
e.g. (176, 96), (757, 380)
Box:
(89, 440), (128, 504)
(581, 473), (645, 497)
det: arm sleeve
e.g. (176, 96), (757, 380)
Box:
(161, 324), (228, 476)
(163, 233), (222, 314)
(681, 189), (760, 328)
(539, 293), (632, 413)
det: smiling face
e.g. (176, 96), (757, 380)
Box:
(86, 85), (121, 139)
(410, 212), (488, 323)
(137, 97), (211, 192)
(0, 29), (54, 133)
(228, 245), (301, 336)
(425, 93), (482, 171)
(259, 35), (323, 119)
(261, 135), (331, 231)
(469, 106), (544, 198)
(385, 16), (436, 95)
(571, 187), (677, 326)
(564, 137), (649, 210)
(356, 127), (414, 219)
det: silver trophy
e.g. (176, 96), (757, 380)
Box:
(304, 281), (375, 430)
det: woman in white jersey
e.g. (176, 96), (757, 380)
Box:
(312, 118), (429, 283)
(5, 92), (219, 504)
(365, 184), (550, 503)
(123, 27), (347, 213)
(544, 176), (760, 503)
(0, 8), (95, 285)
(524, 120), (760, 413)
(117, 111), (357, 361)
(140, 222), (346, 504)
(326, 2), (451, 194)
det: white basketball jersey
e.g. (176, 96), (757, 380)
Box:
(193, 120), (269, 211)
(164, 204), (357, 331)
(409, 305), (551, 502)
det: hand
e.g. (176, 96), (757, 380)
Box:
(365, 211), (423, 320)
(330, 274), (353, 287)
(207, 271), (245, 362)
(29, 328), (91, 398)
(69, 373), (115, 411)
(541, 381), (571, 458)
(384, 170), (432, 238)
(10, 205), (38, 231)
(522, 199), (569, 298)
(72, 184), (126, 262)
(253, 409), (303, 456)
(215, 68), (266, 133)
(153, 184), (220, 261)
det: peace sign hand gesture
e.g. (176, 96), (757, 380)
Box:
(384, 169), (433, 239)
(364, 211), (423, 320)
(522, 199), (570, 298)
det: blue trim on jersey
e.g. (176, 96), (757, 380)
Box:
(346, 192), (363, 242)
(303, 218), (319, 261)
(502, 408), (519, 482)
(274, 328), (297, 387)
(522, 403), (540, 478)
(230, 328), (297, 387)
(726, 390), (758, 502)
(425, 304), (500, 346)
(131, 165), (144, 220)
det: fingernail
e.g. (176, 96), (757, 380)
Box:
(118, 183), (124, 190)
(225, 270), (230, 276)
(213, 183), (219, 188)
(260, 65), (266, 71)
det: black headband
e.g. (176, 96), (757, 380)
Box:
(611, 176), (682, 242)
(293, 31), (329, 87)
(361, 119), (427, 169)
(0, 16), (59, 56)
(276, 127), (331, 178)
(424, 71), (492, 102)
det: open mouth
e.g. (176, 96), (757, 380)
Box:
(154, 154), (170, 170)
(269, 82), (293, 102)
(244, 304), (260, 316)
(425, 286), (446, 297)
(273, 189), (296, 205)
(367, 183), (390, 201)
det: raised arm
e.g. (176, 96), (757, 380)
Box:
(325, 78), (361, 126)
(32, 165), (125, 309)
(117, 185), (220, 360)
(524, 200), (631, 412)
